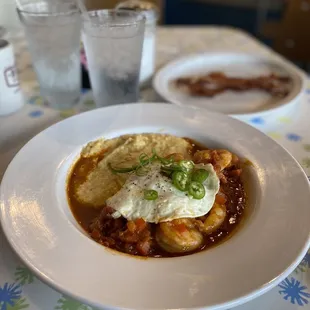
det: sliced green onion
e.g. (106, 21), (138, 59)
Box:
(160, 169), (173, 177)
(161, 164), (186, 173)
(179, 160), (195, 172)
(136, 166), (149, 176)
(188, 181), (205, 199)
(109, 152), (155, 175)
(159, 157), (174, 165)
(144, 189), (158, 200)
(192, 169), (209, 183)
(152, 149), (174, 165)
(172, 171), (190, 191)
(139, 153), (150, 165)
(109, 149), (179, 176)
(108, 163), (137, 174)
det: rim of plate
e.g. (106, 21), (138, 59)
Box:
(1, 103), (310, 310)
(153, 52), (307, 117)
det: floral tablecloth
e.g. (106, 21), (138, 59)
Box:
(0, 26), (310, 310)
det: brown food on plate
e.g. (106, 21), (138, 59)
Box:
(67, 133), (246, 258)
(174, 71), (292, 98)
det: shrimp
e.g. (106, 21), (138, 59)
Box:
(156, 219), (203, 253)
(193, 149), (233, 171)
(193, 149), (212, 164)
(215, 150), (233, 170)
(196, 203), (226, 235)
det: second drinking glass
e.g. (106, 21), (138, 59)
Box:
(82, 10), (145, 107)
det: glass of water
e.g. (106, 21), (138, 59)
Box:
(17, 1), (81, 110)
(82, 10), (145, 107)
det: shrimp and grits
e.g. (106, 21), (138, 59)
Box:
(67, 133), (246, 257)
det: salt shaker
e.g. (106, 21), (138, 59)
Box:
(116, 0), (158, 86)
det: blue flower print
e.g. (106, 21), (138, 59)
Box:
(28, 110), (43, 118)
(250, 117), (265, 125)
(28, 96), (39, 105)
(286, 133), (302, 142)
(28, 96), (45, 106)
(301, 251), (310, 269)
(296, 250), (310, 273)
(0, 283), (22, 310)
(81, 88), (89, 94)
(278, 277), (310, 306)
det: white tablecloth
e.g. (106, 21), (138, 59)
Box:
(0, 26), (309, 310)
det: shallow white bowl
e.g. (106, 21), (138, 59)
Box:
(1, 103), (310, 310)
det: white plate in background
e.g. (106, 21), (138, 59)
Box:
(153, 53), (306, 123)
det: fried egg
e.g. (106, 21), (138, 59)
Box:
(107, 163), (220, 223)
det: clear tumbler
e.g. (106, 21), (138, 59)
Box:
(82, 10), (145, 107)
(17, 1), (81, 109)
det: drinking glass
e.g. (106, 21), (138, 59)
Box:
(17, 1), (81, 110)
(82, 10), (145, 107)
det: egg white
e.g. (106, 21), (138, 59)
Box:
(107, 163), (220, 223)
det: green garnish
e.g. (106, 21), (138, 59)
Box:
(188, 181), (205, 199)
(109, 149), (179, 176)
(144, 189), (158, 200)
(159, 158), (173, 165)
(139, 153), (152, 165)
(136, 166), (149, 176)
(108, 163), (138, 174)
(109, 149), (207, 200)
(179, 160), (195, 171)
(152, 149), (174, 165)
(108, 152), (156, 175)
(172, 171), (190, 192)
(192, 169), (209, 183)
(161, 164), (186, 174)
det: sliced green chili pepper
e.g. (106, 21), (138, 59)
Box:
(172, 171), (190, 191)
(179, 160), (195, 171)
(144, 189), (158, 200)
(188, 181), (205, 199)
(192, 169), (209, 183)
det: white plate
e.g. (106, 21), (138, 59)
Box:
(153, 53), (306, 122)
(1, 103), (310, 310)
